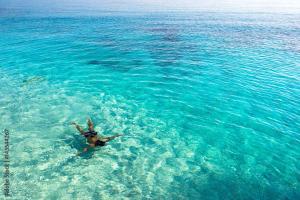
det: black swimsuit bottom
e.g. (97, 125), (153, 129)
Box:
(95, 140), (106, 146)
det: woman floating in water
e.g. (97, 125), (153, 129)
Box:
(71, 118), (122, 155)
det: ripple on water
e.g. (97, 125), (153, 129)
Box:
(1, 12), (300, 199)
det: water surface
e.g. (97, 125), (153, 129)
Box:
(0, 11), (300, 199)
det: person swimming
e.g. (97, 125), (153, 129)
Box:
(71, 118), (122, 155)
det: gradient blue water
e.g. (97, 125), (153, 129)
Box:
(0, 11), (300, 199)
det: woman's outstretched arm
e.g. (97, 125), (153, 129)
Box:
(71, 122), (85, 135)
(87, 118), (94, 131)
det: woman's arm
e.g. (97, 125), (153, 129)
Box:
(71, 122), (85, 135)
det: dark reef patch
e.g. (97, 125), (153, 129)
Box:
(87, 60), (101, 65)
(87, 59), (131, 72)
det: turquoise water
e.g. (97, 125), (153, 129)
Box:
(0, 11), (300, 199)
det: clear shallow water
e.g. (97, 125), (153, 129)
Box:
(0, 11), (300, 199)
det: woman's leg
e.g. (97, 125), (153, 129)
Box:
(102, 134), (123, 142)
